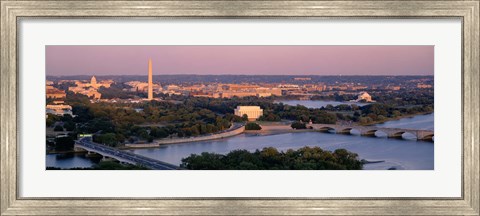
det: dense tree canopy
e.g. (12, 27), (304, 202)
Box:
(245, 122), (262, 130)
(54, 136), (75, 151)
(53, 125), (64, 132)
(291, 121), (307, 129)
(180, 147), (363, 170)
(64, 99), (239, 145)
(47, 89), (433, 147)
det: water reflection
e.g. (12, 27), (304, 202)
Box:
(46, 153), (97, 169)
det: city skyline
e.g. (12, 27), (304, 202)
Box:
(46, 46), (434, 170)
(46, 45), (434, 76)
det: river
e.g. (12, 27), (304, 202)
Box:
(126, 131), (433, 170)
(374, 113), (434, 130)
(46, 153), (98, 169)
(46, 101), (434, 170)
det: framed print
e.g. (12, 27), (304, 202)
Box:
(1, 0), (479, 215)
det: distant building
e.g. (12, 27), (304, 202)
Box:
(293, 77), (311, 81)
(386, 86), (401, 91)
(417, 83), (432, 89)
(68, 86), (102, 99)
(125, 81), (161, 93)
(86, 90), (102, 99)
(90, 76), (98, 88)
(46, 86), (66, 99)
(256, 93), (273, 97)
(191, 91), (221, 98)
(348, 85), (368, 91)
(356, 92), (374, 102)
(166, 85), (180, 91)
(74, 76), (113, 89)
(46, 104), (73, 116)
(316, 84), (327, 91)
(255, 87), (282, 96)
(221, 91), (257, 98)
(67, 76), (110, 99)
(278, 84), (299, 89)
(329, 85), (348, 91)
(227, 84), (259, 91)
(183, 85), (205, 92)
(234, 106), (263, 121)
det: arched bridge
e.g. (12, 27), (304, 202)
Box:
(311, 124), (434, 141)
(75, 138), (181, 170)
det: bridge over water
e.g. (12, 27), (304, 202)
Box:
(310, 124), (434, 141)
(75, 138), (180, 170)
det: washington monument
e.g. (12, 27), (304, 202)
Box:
(148, 58), (153, 100)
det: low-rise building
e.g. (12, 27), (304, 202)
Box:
(68, 86), (102, 99)
(255, 87), (282, 96)
(417, 83), (433, 89)
(221, 91), (257, 98)
(256, 93), (272, 97)
(46, 86), (66, 99)
(234, 106), (263, 121)
(356, 91), (374, 102)
(293, 77), (312, 81)
(46, 104), (73, 116)
(67, 76), (111, 99)
(386, 86), (401, 91)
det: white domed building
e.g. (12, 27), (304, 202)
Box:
(356, 92), (375, 102)
(90, 76), (98, 88)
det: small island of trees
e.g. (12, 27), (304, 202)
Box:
(291, 121), (307, 129)
(180, 146), (363, 170)
(245, 122), (262, 130)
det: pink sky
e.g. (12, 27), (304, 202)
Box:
(46, 46), (433, 76)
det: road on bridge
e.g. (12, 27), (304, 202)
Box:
(76, 138), (181, 170)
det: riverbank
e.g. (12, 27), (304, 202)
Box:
(46, 147), (87, 154)
(361, 112), (433, 126)
(124, 125), (245, 148)
(244, 124), (313, 135)
(47, 150), (86, 154)
(125, 130), (433, 170)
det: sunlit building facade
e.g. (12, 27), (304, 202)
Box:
(46, 104), (73, 116)
(67, 76), (112, 99)
(356, 91), (374, 102)
(46, 86), (66, 99)
(234, 106), (263, 121)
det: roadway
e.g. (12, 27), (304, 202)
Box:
(76, 138), (180, 170)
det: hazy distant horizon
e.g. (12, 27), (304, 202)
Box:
(46, 45), (434, 76)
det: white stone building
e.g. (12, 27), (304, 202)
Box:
(234, 106), (263, 121)
(67, 76), (112, 99)
(356, 91), (374, 102)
